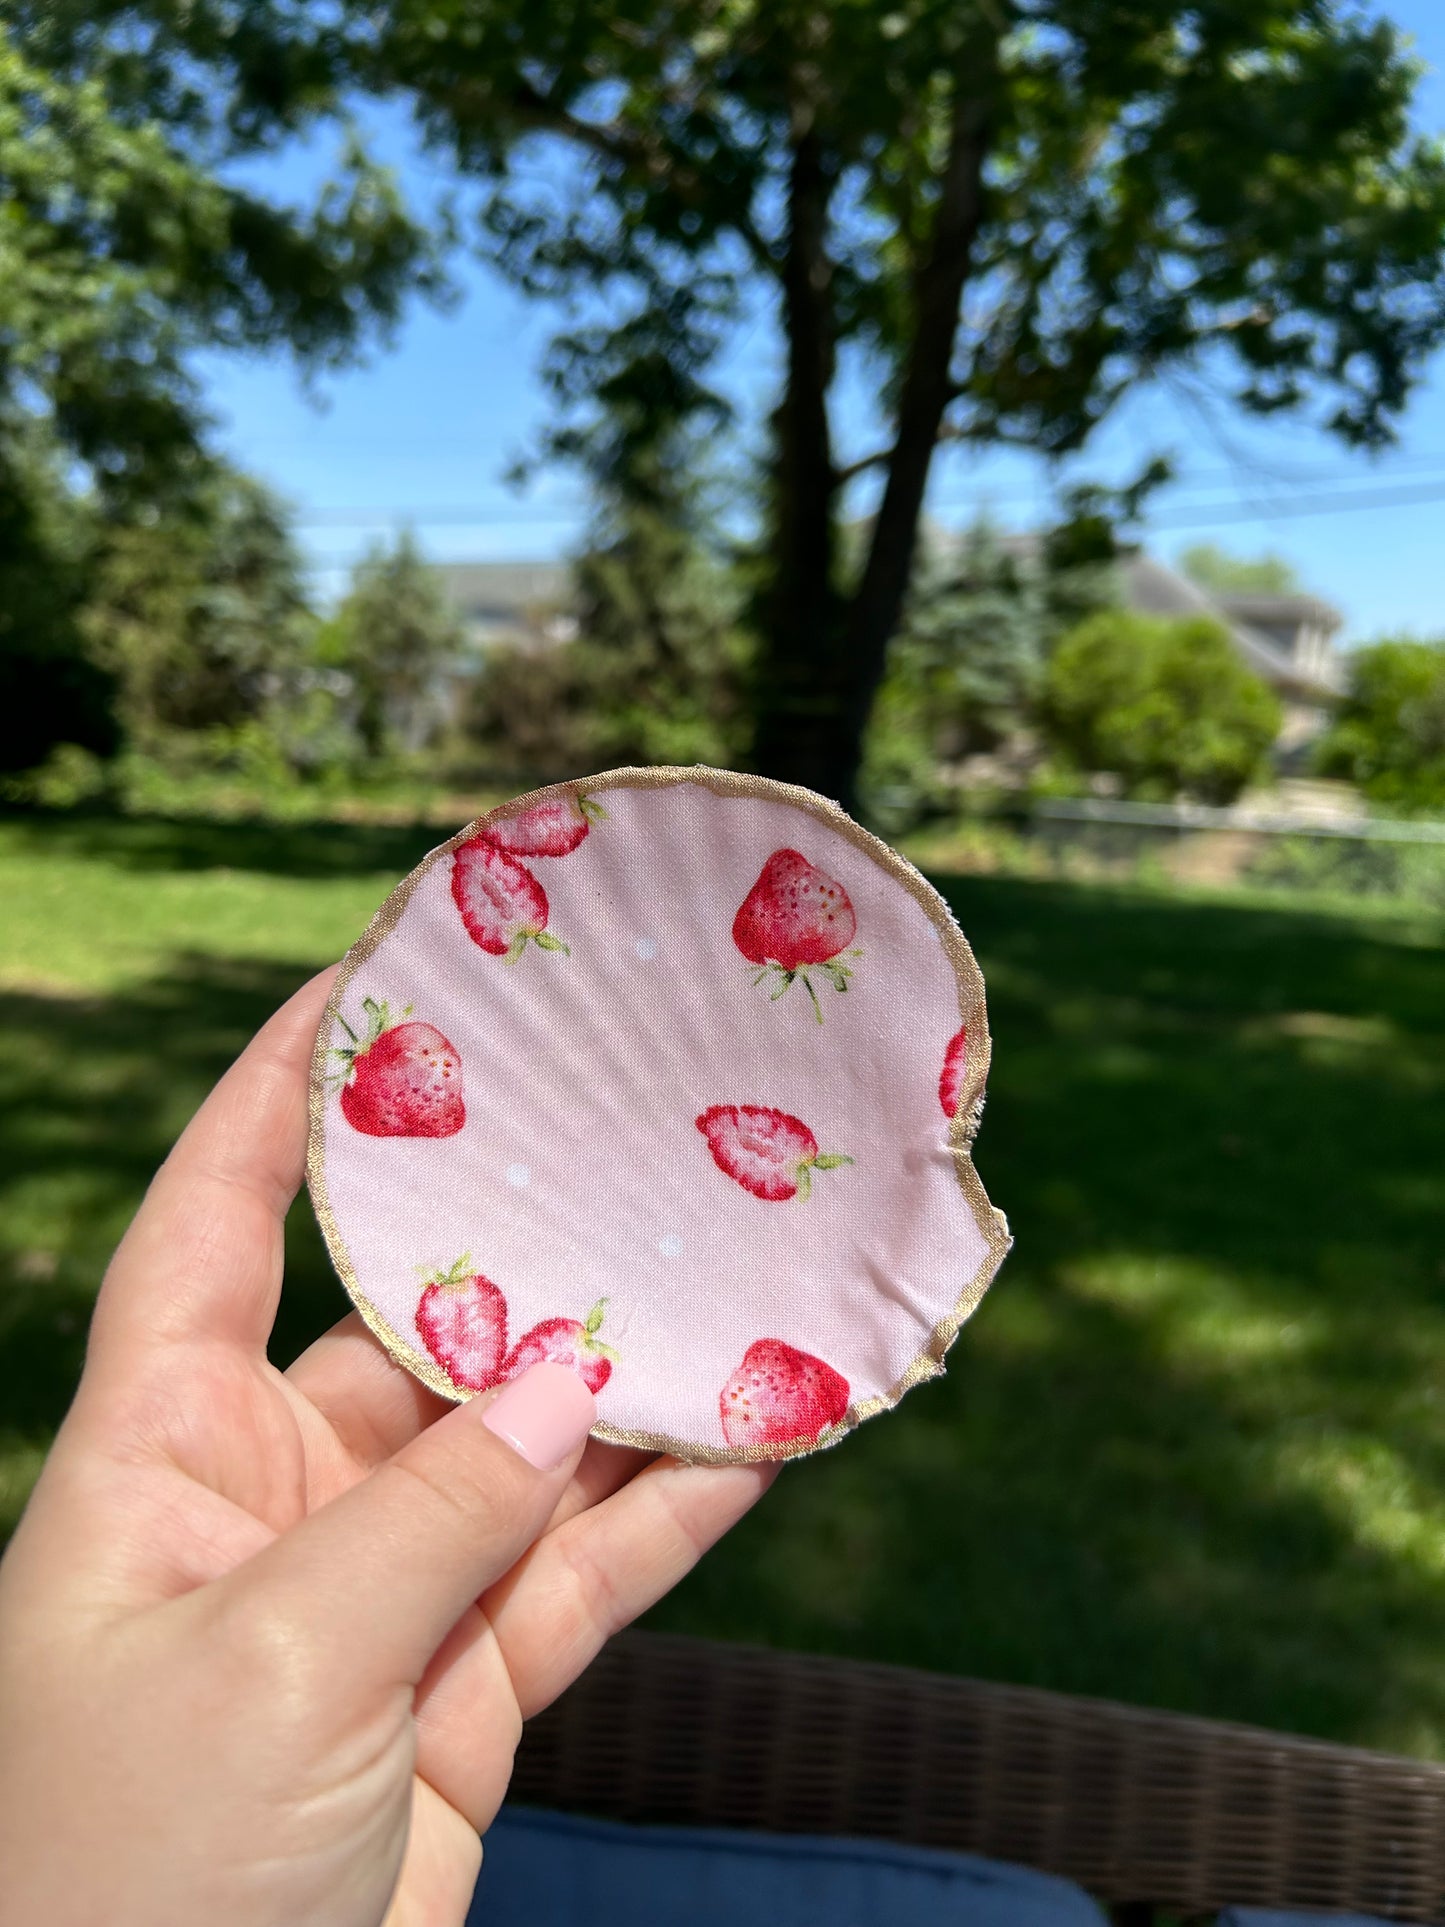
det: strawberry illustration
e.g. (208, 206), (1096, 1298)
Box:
(696, 1104), (852, 1202)
(332, 997), (465, 1137)
(720, 1339), (850, 1450)
(484, 791), (606, 858)
(732, 849), (859, 1021)
(415, 1256), (509, 1391)
(939, 1025), (969, 1118)
(451, 834), (569, 962)
(503, 1297), (617, 1394)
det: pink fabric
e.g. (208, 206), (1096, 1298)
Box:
(309, 772), (1008, 1462)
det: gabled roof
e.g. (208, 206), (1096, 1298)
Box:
(1118, 553), (1345, 701)
(434, 561), (570, 619)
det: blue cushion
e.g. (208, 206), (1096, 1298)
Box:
(469, 1804), (1112, 1927)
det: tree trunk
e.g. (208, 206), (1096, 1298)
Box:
(829, 86), (993, 815)
(748, 121), (851, 798)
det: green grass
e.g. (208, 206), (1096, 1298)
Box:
(2, 809), (1444, 1756)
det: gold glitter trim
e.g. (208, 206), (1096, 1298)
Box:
(307, 764), (1013, 1466)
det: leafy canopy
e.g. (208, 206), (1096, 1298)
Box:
(85, 468), (317, 742)
(334, 0), (1445, 803)
(0, 13), (438, 494)
(365, 0), (1445, 456)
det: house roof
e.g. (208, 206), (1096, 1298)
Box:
(435, 561), (570, 620)
(1116, 553), (1345, 701)
(427, 539), (1346, 703)
(1212, 591), (1344, 633)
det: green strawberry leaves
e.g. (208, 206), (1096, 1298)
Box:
(502, 928), (571, 963)
(747, 952), (863, 1022)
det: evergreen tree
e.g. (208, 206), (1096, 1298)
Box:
(325, 534), (466, 759)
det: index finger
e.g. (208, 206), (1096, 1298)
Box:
(86, 966), (338, 1374)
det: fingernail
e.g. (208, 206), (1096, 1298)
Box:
(481, 1362), (596, 1470)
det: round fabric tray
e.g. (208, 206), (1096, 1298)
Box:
(307, 765), (1010, 1464)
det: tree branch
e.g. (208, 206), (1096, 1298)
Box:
(836, 420), (979, 486)
(845, 75), (993, 614)
(503, 79), (775, 268)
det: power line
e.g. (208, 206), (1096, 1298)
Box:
(295, 474), (1445, 532)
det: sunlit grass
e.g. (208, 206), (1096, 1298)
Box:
(1, 812), (1443, 1757)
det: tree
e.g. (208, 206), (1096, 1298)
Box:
(1179, 545), (1303, 596)
(471, 375), (749, 778)
(342, 0), (1445, 809)
(324, 534), (466, 759)
(0, 11), (440, 768)
(87, 469), (318, 745)
(0, 426), (118, 775)
(860, 472), (1160, 819)
(565, 382), (750, 769)
(1315, 639), (1445, 813)
(1044, 611), (1281, 803)
(0, 16), (435, 497)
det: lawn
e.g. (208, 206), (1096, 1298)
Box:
(2, 809), (1443, 1756)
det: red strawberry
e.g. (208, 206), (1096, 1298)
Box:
(696, 1104), (852, 1202)
(720, 1339), (850, 1450)
(503, 1297), (617, 1393)
(484, 791), (606, 858)
(333, 997), (464, 1137)
(451, 835), (569, 961)
(732, 849), (859, 1021)
(939, 1025), (969, 1118)
(415, 1256), (509, 1391)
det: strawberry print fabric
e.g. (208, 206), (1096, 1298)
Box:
(307, 766), (1010, 1464)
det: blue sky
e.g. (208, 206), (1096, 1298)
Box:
(204, 2), (1445, 640)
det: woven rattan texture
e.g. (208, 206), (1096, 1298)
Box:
(510, 1631), (1445, 1920)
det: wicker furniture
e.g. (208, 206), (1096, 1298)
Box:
(511, 1630), (1445, 1922)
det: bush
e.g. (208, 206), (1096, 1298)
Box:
(1043, 610), (1281, 804)
(1314, 638), (1445, 814)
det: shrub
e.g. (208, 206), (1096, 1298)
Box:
(1314, 638), (1445, 814)
(1043, 610), (1281, 804)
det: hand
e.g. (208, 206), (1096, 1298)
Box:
(0, 970), (772, 1927)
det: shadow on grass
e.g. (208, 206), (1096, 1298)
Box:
(0, 954), (345, 1464)
(650, 873), (1445, 1753)
(0, 806), (453, 881)
(1, 878), (1443, 1754)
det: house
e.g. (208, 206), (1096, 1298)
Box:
(430, 543), (1346, 753)
(1116, 552), (1345, 753)
(432, 561), (575, 659)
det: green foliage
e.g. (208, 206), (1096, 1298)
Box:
(472, 409), (749, 780)
(0, 428), (118, 775)
(901, 526), (1052, 749)
(1045, 611), (1282, 804)
(321, 533), (466, 760)
(860, 497), (1129, 828)
(0, 9), (440, 770)
(1180, 546), (1304, 596)
(350, 0), (1445, 800)
(380, 0), (1445, 449)
(1315, 639), (1445, 813)
(861, 523), (1049, 828)
(84, 468), (320, 752)
(0, 16), (436, 497)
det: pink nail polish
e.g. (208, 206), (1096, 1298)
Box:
(481, 1362), (596, 1469)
